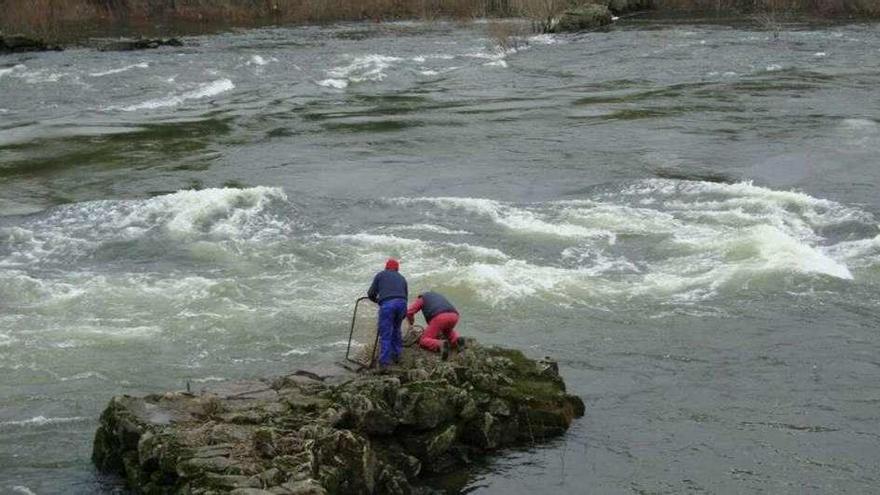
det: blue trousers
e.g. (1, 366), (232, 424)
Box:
(377, 298), (406, 366)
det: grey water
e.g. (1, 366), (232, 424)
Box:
(1, 18), (880, 494)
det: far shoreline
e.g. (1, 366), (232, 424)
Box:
(2, 0), (878, 48)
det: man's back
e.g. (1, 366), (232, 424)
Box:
(368, 269), (408, 304)
(419, 291), (457, 322)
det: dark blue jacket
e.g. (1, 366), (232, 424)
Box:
(419, 291), (458, 323)
(368, 270), (408, 305)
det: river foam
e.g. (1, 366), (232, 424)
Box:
(0, 186), (290, 268)
(378, 180), (876, 305)
(16, 69), (67, 84)
(383, 224), (472, 235)
(248, 55), (272, 66)
(0, 416), (89, 429)
(0, 64), (26, 78)
(117, 78), (234, 111)
(89, 62), (150, 77)
(0, 181), (875, 322)
(318, 54), (403, 88)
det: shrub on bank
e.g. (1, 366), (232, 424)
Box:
(654, 0), (880, 16)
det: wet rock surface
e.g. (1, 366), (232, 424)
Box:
(0, 34), (62, 54)
(554, 4), (614, 32)
(92, 342), (584, 494)
(604, 0), (654, 15)
(95, 37), (185, 51)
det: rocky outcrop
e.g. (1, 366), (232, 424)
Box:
(96, 38), (184, 51)
(553, 4), (614, 32)
(0, 34), (62, 54)
(603, 0), (654, 15)
(0, 34), (185, 54)
(92, 342), (584, 494)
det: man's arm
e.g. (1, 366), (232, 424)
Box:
(367, 274), (379, 303)
(406, 297), (423, 325)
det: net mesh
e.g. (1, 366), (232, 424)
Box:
(346, 298), (379, 368)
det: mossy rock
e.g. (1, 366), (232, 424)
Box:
(92, 342), (584, 494)
(554, 4), (614, 32)
(0, 34), (62, 53)
(394, 381), (459, 430)
(606, 0), (654, 14)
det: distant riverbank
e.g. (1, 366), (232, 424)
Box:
(1, 0), (877, 45)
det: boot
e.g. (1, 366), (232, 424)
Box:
(440, 341), (451, 361)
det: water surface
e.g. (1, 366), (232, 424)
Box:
(1, 19), (879, 494)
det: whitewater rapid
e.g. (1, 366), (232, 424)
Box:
(1, 180), (876, 325)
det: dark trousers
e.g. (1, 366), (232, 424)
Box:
(378, 298), (406, 366)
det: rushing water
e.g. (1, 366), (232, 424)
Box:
(2, 18), (880, 494)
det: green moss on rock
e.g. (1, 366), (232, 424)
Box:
(553, 4), (614, 32)
(92, 341), (584, 494)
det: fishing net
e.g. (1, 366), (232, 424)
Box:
(404, 325), (424, 347)
(346, 297), (379, 368)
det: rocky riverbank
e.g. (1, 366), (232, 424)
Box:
(0, 0), (707, 51)
(0, 34), (190, 54)
(2, 0), (878, 49)
(0, 34), (62, 54)
(92, 341), (584, 494)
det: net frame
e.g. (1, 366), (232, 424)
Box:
(345, 297), (380, 369)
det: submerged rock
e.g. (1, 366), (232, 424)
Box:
(93, 342), (584, 494)
(96, 38), (184, 51)
(0, 34), (62, 54)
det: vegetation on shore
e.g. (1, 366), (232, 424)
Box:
(5, 0), (518, 42)
(656, 0), (879, 16)
(0, 0), (877, 44)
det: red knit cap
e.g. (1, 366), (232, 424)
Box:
(385, 258), (399, 271)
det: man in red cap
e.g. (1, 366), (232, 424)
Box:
(367, 258), (408, 367)
(406, 291), (463, 361)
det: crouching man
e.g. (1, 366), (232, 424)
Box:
(406, 291), (464, 360)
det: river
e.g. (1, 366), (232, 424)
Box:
(1, 18), (879, 494)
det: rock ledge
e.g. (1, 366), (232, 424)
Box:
(0, 34), (62, 54)
(92, 342), (584, 494)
